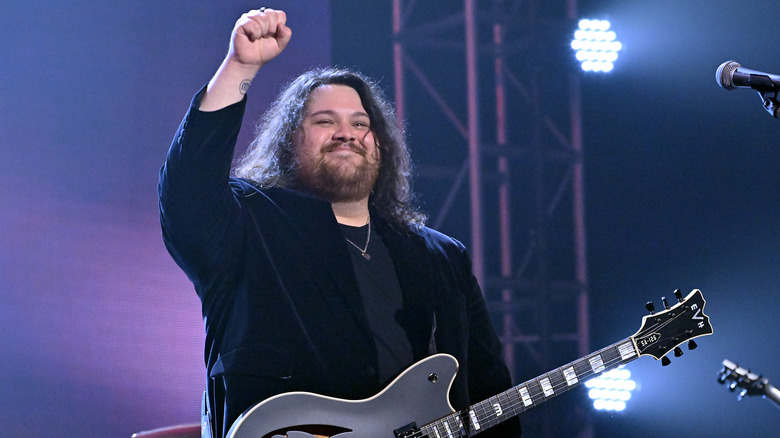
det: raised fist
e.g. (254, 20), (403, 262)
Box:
(229, 8), (292, 68)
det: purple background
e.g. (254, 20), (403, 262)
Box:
(0, 2), (330, 436)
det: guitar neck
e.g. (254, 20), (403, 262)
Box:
(420, 337), (640, 437)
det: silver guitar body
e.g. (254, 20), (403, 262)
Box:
(226, 354), (459, 438)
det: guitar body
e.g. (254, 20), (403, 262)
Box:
(226, 354), (459, 438)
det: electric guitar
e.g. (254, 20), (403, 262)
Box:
(227, 289), (713, 438)
(718, 359), (780, 409)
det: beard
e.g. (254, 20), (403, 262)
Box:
(292, 142), (380, 203)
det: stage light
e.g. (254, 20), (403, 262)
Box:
(572, 19), (622, 72)
(584, 366), (637, 412)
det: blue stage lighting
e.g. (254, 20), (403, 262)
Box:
(584, 366), (637, 411)
(572, 19), (622, 72)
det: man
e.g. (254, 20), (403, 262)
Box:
(159, 8), (521, 438)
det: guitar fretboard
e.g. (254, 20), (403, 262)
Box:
(418, 337), (639, 437)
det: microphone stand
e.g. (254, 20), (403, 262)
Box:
(756, 89), (780, 118)
(719, 359), (780, 410)
(766, 382), (780, 409)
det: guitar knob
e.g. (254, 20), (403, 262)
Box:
(662, 356), (671, 366)
(661, 296), (670, 310)
(674, 347), (683, 357)
(688, 340), (698, 350)
(645, 301), (655, 314)
(674, 289), (683, 302)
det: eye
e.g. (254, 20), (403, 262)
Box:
(314, 119), (334, 125)
(354, 121), (371, 129)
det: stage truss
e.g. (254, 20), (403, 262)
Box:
(392, 1), (592, 436)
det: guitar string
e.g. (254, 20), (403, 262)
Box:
(408, 354), (634, 438)
(480, 354), (627, 417)
(465, 318), (683, 426)
(409, 318), (691, 436)
(417, 329), (678, 437)
(471, 315), (688, 426)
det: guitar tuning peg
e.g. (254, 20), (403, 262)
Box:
(673, 289), (683, 302)
(674, 347), (683, 357)
(645, 301), (655, 314)
(662, 356), (671, 366)
(688, 340), (698, 350)
(661, 296), (670, 310)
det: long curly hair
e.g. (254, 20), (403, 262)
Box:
(233, 67), (426, 230)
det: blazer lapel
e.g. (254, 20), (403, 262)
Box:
(374, 216), (437, 359)
(261, 188), (375, 349)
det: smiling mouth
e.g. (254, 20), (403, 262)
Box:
(324, 143), (366, 156)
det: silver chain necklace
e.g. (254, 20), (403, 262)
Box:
(344, 214), (371, 260)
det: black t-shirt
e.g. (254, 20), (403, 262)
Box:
(339, 222), (413, 384)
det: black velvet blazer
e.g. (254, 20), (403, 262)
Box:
(159, 89), (520, 437)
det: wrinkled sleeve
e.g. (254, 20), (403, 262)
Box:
(158, 86), (249, 297)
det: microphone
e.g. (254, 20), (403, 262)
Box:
(716, 61), (780, 91)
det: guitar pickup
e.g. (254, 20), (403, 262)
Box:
(394, 422), (419, 438)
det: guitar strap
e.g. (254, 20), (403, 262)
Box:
(429, 312), (438, 355)
(201, 389), (212, 438)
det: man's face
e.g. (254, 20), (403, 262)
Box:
(292, 84), (380, 202)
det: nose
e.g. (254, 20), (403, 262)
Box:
(332, 123), (356, 142)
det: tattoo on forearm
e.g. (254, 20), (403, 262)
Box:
(240, 80), (251, 95)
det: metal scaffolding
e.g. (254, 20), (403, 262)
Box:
(392, 1), (591, 436)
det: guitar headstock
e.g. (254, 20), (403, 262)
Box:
(718, 359), (770, 400)
(631, 289), (713, 363)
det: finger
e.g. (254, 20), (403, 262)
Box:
(246, 8), (277, 26)
(237, 9), (288, 44)
(275, 23), (292, 51)
(246, 7), (273, 18)
(258, 9), (285, 37)
(237, 19), (265, 42)
(272, 10), (290, 43)
(251, 10), (287, 42)
(265, 12), (280, 37)
(242, 13), (271, 41)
